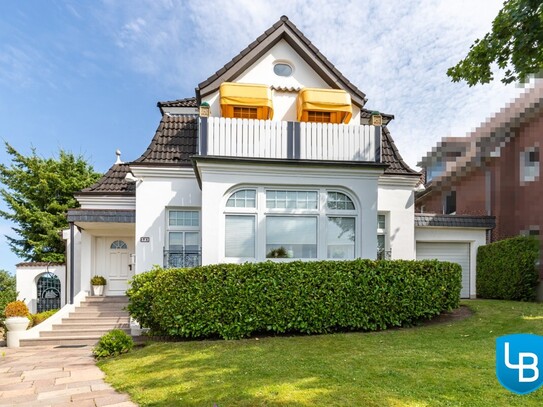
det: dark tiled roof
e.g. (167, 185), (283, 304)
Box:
(133, 115), (198, 165)
(157, 97), (197, 108)
(415, 213), (495, 229)
(67, 209), (135, 224)
(78, 164), (135, 196)
(360, 109), (394, 126)
(198, 15), (367, 106)
(16, 262), (65, 268)
(381, 126), (419, 176)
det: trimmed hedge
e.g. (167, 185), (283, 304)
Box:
(477, 236), (540, 301)
(127, 259), (462, 340)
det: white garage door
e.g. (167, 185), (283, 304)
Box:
(416, 242), (470, 299)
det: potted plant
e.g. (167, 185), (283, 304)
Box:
(4, 300), (30, 332)
(91, 275), (107, 296)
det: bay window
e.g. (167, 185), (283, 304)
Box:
(224, 187), (360, 260)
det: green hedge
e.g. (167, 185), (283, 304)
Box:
(477, 236), (540, 301)
(127, 259), (462, 340)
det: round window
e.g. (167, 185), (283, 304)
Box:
(273, 63), (293, 77)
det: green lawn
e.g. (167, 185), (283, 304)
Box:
(98, 300), (543, 406)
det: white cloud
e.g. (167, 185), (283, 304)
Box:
(98, 0), (523, 168)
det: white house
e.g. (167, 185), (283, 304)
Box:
(60, 16), (492, 303)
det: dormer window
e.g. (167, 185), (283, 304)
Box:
(220, 82), (273, 120)
(273, 63), (293, 77)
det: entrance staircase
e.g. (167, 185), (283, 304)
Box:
(20, 296), (131, 347)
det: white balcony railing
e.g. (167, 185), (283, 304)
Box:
(200, 117), (380, 162)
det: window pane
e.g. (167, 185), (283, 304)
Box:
(185, 232), (200, 252)
(266, 190), (318, 209)
(266, 216), (317, 258)
(226, 189), (257, 208)
(169, 232), (184, 251)
(378, 215), (386, 229)
(327, 217), (355, 259)
(169, 210), (199, 226)
(327, 192), (355, 210)
(225, 215), (255, 258)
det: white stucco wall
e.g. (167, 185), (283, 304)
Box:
(16, 264), (66, 314)
(197, 161), (383, 265)
(378, 176), (418, 260)
(415, 227), (488, 298)
(202, 39), (361, 123)
(131, 167), (201, 273)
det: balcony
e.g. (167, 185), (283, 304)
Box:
(163, 249), (202, 269)
(199, 117), (381, 162)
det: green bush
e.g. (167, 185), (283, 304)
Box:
(29, 309), (58, 328)
(128, 259), (462, 340)
(477, 236), (540, 301)
(93, 329), (134, 359)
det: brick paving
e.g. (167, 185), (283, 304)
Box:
(0, 345), (137, 406)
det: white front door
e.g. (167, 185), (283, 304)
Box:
(95, 237), (135, 296)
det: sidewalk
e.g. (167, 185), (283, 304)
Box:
(0, 345), (137, 406)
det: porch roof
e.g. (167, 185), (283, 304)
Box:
(67, 209), (135, 224)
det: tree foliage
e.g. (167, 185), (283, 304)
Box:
(0, 143), (101, 262)
(0, 270), (17, 334)
(447, 0), (543, 85)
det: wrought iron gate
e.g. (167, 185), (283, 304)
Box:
(36, 272), (61, 312)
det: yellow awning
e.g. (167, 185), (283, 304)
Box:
(297, 88), (352, 124)
(220, 82), (273, 120)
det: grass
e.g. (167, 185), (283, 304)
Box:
(98, 300), (543, 406)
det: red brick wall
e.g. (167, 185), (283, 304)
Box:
(416, 110), (543, 240)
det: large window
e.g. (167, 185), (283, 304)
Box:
(225, 188), (359, 260)
(266, 216), (317, 258)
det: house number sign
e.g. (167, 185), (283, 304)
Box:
(140, 237), (150, 243)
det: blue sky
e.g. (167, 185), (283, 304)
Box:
(0, 0), (527, 273)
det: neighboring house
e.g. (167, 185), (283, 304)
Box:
(28, 15), (490, 309)
(416, 81), (543, 285)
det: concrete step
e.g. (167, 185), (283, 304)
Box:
(84, 296), (129, 303)
(20, 337), (101, 347)
(52, 323), (131, 330)
(75, 302), (128, 311)
(62, 317), (130, 324)
(41, 328), (131, 337)
(69, 311), (129, 318)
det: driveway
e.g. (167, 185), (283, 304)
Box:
(0, 345), (137, 406)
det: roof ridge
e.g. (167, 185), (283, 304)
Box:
(197, 16), (367, 105)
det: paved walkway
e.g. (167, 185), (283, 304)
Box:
(0, 345), (137, 406)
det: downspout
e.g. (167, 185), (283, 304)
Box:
(69, 222), (75, 304)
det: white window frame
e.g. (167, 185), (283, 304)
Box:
(224, 188), (258, 261)
(166, 208), (201, 251)
(223, 187), (359, 261)
(377, 212), (389, 259)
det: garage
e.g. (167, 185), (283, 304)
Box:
(416, 242), (470, 298)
